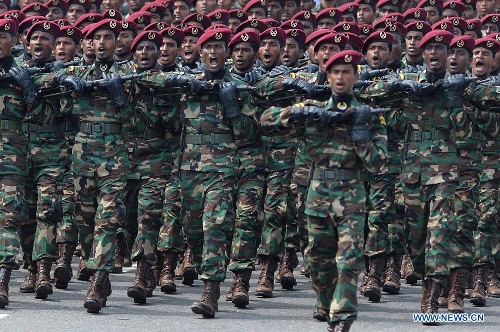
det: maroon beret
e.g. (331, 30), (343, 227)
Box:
(443, 1), (465, 16)
(0, 18), (16, 34)
(475, 36), (500, 55)
(208, 9), (229, 25)
(333, 21), (360, 35)
(291, 10), (316, 26)
(86, 19), (122, 38)
(431, 19), (455, 32)
(305, 28), (330, 45)
(234, 19), (268, 33)
(314, 32), (348, 53)
(66, 0), (91, 12)
(27, 20), (60, 40)
(259, 27), (285, 44)
(362, 30), (394, 53)
(183, 25), (205, 38)
(403, 8), (427, 24)
(376, 0), (405, 8)
(197, 27), (231, 46)
(128, 11), (153, 27)
(405, 20), (432, 34)
(181, 13), (211, 30)
(141, 2), (167, 17)
(121, 20), (138, 35)
(44, 0), (68, 12)
(19, 15), (46, 33)
(229, 9), (248, 22)
(243, 0), (267, 12)
(316, 8), (340, 24)
(261, 18), (280, 28)
(419, 29), (453, 48)
(228, 30), (260, 49)
(21, 3), (50, 16)
(74, 13), (103, 29)
(132, 30), (163, 51)
(160, 26), (184, 44)
(102, 9), (123, 21)
(324, 50), (362, 71)
(145, 21), (169, 32)
(449, 35), (474, 51)
(0, 10), (25, 24)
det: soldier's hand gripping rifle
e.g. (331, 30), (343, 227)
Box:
(434, 74), (477, 108)
(291, 104), (389, 127)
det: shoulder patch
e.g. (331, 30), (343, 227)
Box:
(378, 114), (386, 126)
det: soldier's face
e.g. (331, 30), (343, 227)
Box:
(47, 6), (65, 20)
(173, 1), (190, 25)
(228, 19), (242, 35)
(55, 37), (80, 62)
(201, 40), (229, 73)
(423, 43), (449, 73)
(422, 6), (440, 25)
(462, 5), (476, 19)
(267, 1), (283, 22)
(302, 21), (314, 36)
(116, 30), (134, 57)
(196, 0), (217, 15)
(357, 4), (374, 25)
(326, 64), (358, 95)
(447, 48), (470, 75)
(472, 47), (494, 79)
(247, 8), (267, 20)
(0, 32), (15, 59)
(218, 0), (236, 10)
(377, 5), (399, 20)
(315, 43), (341, 72)
(92, 30), (117, 61)
(67, 4), (87, 25)
(259, 38), (282, 69)
(29, 31), (55, 62)
(316, 18), (336, 30)
(477, 0), (497, 18)
(282, 0), (299, 21)
(231, 41), (257, 73)
(441, 9), (459, 20)
(482, 23), (499, 36)
(159, 37), (179, 67)
(181, 36), (201, 64)
(405, 31), (423, 58)
(365, 41), (391, 69)
(102, 0), (124, 11)
(81, 36), (96, 59)
(135, 41), (159, 70)
(281, 38), (303, 67)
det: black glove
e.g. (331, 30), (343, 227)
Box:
(282, 77), (316, 98)
(440, 74), (470, 108)
(104, 73), (128, 107)
(269, 64), (291, 77)
(50, 60), (65, 72)
(54, 73), (86, 94)
(290, 106), (306, 123)
(155, 98), (171, 108)
(359, 69), (389, 81)
(164, 74), (202, 94)
(348, 105), (371, 141)
(388, 79), (426, 97)
(8, 66), (37, 105)
(306, 63), (319, 73)
(242, 70), (260, 85)
(219, 82), (241, 118)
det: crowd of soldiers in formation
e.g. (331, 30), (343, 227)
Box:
(1, 0), (500, 331)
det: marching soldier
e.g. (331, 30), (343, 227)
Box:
(260, 49), (387, 332)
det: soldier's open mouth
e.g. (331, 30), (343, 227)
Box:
(263, 53), (271, 61)
(184, 50), (193, 59)
(429, 57), (438, 64)
(33, 46), (43, 57)
(448, 60), (457, 69)
(209, 57), (218, 65)
(475, 60), (485, 70)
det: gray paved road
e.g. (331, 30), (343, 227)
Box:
(1, 258), (499, 332)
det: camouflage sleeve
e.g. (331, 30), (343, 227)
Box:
(259, 104), (296, 136)
(232, 92), (262, 148)
(120, 80), (145, 133)
(356, 114), (388, 174)
(468, 85), (500, 137)
(356, 80), (391, 101)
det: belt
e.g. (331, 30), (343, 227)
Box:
(22, 123), (65, 133)
(127, 129), (165, 140)
(0, 119), (22, 131)
(312, 168), (363, 181)
(411, 130), (451, 142)
(80, 123), (122, 134)
(64, 123), (78, 131)
(184, 133), (234, 144)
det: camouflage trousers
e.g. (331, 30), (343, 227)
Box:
(305, 179), (366, 323)
(122, 180), (139, 252)
(257, 168), (297, 257)
(74, 173), (127, 271)
(31, 166), (66, 261)
(291, 162), (311, 255)
(57, 167), (78, 244)
(20, 176), (37, 259)
(404, 178), (456, 285)
(365, 173), (395, 257)
(127, 175), (169, 265)
(0, 175), (26, 268)
(157, 174), (184, 253)
(228, 168), (266, 272)
(388, 175), (405, 255)
(450, 152), (481, 270)
(180, 170), (236, 282)
(474, 178), (500, 266)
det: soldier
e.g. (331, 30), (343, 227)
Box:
(402, 20), (431, 70)
(244, 0), (268, 20)
(66, 0), (91, 25)
(155, 26), (186, 294)
(260, 49), (387, 332)
(466, 37), (500, 308)
(228, 9), (249, 35)
(38, 18), (142, 313)
(45, 0), (68, 20)
(224, 30), (267, 309)
(435, 35), (478, 313)
(114, 20), (137, 64)
(416, 0), (443, 26)
(180, 25), (204, 71)
(362, 29), (466, 324)
(0, 18), (38, 309)
(357, 0), (376, 26)
(53, 25), (84, 290)
(124, 29), (168, 304)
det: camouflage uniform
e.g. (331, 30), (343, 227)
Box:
(0, 61), (32, 270)
(362, 71), (461, 292)
(260, 96), (387, 324)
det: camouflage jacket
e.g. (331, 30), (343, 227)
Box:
(360, 70), (460, 185)
(260, 97), (387, 173)
(136, 69), (258, 174)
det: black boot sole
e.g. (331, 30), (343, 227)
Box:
(55, 279), (69, 289)
(127, 286), (147, 304)
(160, 283), (177, 294)
(54, 265), (72, 283)
(19, 286), (35, 293)
(255, 289), (273, 298)
(280, 276), (297, 290)
(182, 267), (198, 286)
(382, 284), (400, 295)
(232, 295), (249, 308)
(35, 284), (53, 299)
(0, 295), (8, 308)
(191, 303), (215, 318)
(363, 287), (381, 302)
(470, 296), (486, 306)
(405, 274), (419, 285)
(84, 299), (102, 313)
